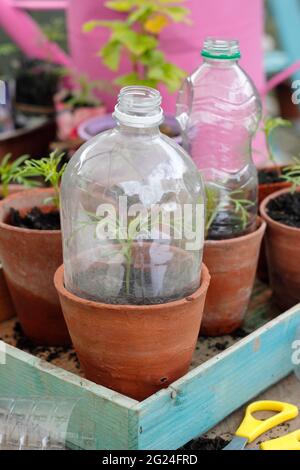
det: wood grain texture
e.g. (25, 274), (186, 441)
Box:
(135, 304), (300, 450)
(0, 343), (138, 450)
(0, 283), (299, 450)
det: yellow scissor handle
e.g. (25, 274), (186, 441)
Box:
(235, 401), (299, 443)
(261, 430), (300, 451)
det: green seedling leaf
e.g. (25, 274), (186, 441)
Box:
(16, 150), (66, 209)
(105, 1), (134, 12)
(99, 40), (122, 71)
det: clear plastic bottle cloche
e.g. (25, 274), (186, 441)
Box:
(61, 86), (205, 305)
(177, 38), (262, 240)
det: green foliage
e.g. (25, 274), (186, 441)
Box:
(41, 17), (67, 47)
(263, 117), (292, 165)
(0, 44), (19, 57)
(0, 154), (39, 198)
(205, 186), (219, 238)
(205, 186), (254, 238)
(17, 151), (66, 208)
(282, 157), (300, 192)
(83, 0), (190, 92)
(228, 190), (255, 230)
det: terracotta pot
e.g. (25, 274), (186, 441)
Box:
(258, 167), (291, 283)
(258, 166), (291, 205)
(260, 188), (300, 311)
(0, 184), (27, 322)
(54, 263), (210, 401)
(54, 91), (106, 141)
(201, 219), (266, 336)
(0, 188), (70, 345)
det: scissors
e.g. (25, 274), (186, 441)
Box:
(223, 400), (300, 450)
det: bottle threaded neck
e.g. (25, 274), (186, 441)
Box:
(113, 86), (163, 128)
(201, 38), (241, 60)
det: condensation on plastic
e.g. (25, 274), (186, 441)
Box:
(177, 38), (262, 240)
(293, 326), (300, 383)
(0, 398), (81, 450)
(61, 86), (205, 305)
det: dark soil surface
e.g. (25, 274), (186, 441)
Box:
(207, 212), (255, 240)
(74, 264), (196, 306)
(267, 192), (300, 228)
(12, 322), (77, 365)
(258, 168), (285, 185)
(9, 207), (60, 230)
(181, 436), (229, 450)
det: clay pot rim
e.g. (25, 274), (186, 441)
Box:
(205, 217), (266, 247)
(0, 187), (61, 235)
(54, 262), (210, 311)
(258, 165), (291, 189)
(260, 187), (300, 234)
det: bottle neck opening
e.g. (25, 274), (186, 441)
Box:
(113, 86), (164, 128)
(201, 38), (241, 61)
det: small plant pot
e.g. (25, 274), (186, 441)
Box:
(258, 165), (291, 205)
(0, 188), (70, 345)
(260, 188), (300, 311)
(54, 92), (106, 141)
(54, 263), (210, 401)
(258, 166), (291, 283)
(0, 184), (27, 322)
(201, 219), (266, 336)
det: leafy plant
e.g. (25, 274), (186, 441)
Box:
(77, 204), (192, 295)
(205, 186), (254, 238)
(61, 72), (108, 108)
(83, 0), (190, 92)
(0, 154), (39, 198)
(16, 150), (66, 209)
(282, 157), (300, 192)
(263, 117), (292, 165)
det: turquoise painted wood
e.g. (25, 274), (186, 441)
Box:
(269, 0), (300, 81)
(0, 304), (300, 450)
(135, 304), (300, 449)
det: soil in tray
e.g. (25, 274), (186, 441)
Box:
(258, 168), (285, 185)
(9, 207), (60, 230)
(2, 321), (81, 372)
(266, 192), (300, 228)
(181, 436), (229, 450)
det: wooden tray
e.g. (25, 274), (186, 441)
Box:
(0, 281), (299, 450)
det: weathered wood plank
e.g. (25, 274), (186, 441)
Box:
(135, 304), (300, 450)
(0, 343), (138, 450)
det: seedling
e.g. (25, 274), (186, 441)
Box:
(205, 186), (254, 238)
(282, 157), (300, 192)
(263, 116), (292, 166)
(16, 150), (66, 209)
(77, 204), (196, 296)
(83, 0), (190, 92)
(0, 153), (38, 198)
(59, 70), (113, 108)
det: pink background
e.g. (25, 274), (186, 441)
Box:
(67, 0), (265, 113)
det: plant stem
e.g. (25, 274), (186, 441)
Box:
(125, 242), (133, 295)
(1, 183), (8, 199)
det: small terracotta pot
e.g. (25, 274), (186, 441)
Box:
(258, 166), (291, 205)
(0, 188), (70, 345)
(54, 263), (210, 401)
(0, 185), (27, 322)
(201, 219), (266, 336)
(258, 168), (291, 283)
(260, 188), (300, 311)
(54, 91), (106, 141)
